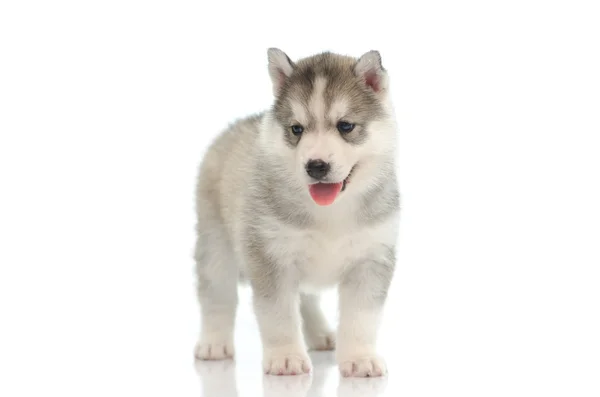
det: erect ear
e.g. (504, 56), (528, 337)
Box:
(354, 50), (388, 93)
(267, 48), (294, 96)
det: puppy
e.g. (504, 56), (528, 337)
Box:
(194, 48), (399, 377)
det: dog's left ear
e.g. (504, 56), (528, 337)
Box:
(267, 48), (294, 96)
(355, 50), (388, 93)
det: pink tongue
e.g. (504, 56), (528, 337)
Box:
(308, 182), (343, 206)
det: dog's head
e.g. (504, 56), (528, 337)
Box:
(262, 49), (397, 206)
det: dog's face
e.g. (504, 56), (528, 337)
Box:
(265, 49), (396, 206)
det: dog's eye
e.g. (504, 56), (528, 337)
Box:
(337, 121), (355, 134)
(291, 125), (304, 136)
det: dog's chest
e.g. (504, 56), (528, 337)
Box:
(295, 229), (367, 287)
(264, 217), (396, 289)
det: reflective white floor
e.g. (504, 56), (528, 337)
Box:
(195, 352), (388, 397)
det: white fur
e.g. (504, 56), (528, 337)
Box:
(261, 202), (399, 290)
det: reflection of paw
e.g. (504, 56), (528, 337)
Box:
(337, 376), (388, 396)
(194, 359), (237, 396)
(194, 358), (235, 378)
(263, 373), (312, 397)
(263, 348), (312, 375)
(194, 336), (234, 360)
(306, 330), (336, 351)
(338, 355), (387, 377)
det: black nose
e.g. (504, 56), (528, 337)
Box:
(306, 159), (330, 180)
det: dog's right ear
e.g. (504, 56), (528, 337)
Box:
(267, 48), (294, 96)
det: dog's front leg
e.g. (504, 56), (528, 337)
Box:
(247, 248), (311, 375)
(336, 249), (395, 377)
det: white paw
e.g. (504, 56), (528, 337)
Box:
(338, 355), (387, 377)
(194, 337), (234, 360)
(306, 330), (336, 351)
(263, 348), (312, 375)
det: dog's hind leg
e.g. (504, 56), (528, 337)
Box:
(301, 293), (336, 351)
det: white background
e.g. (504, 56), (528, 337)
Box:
(1, 1), (599, 396)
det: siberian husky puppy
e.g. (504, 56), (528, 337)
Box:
(194, 48), (399, 377)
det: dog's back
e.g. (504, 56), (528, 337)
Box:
(195, 113), (262, 234)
